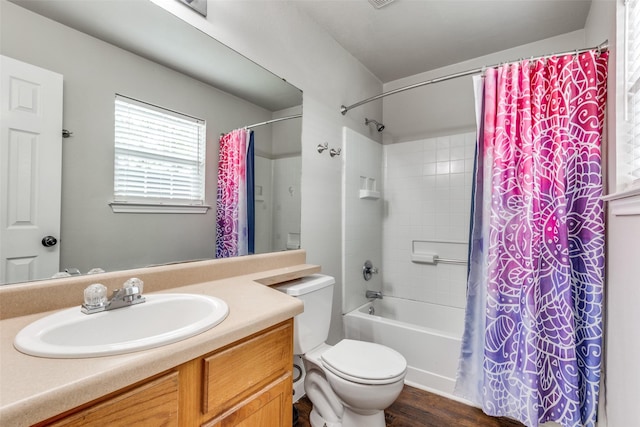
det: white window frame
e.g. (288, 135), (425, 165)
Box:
(110, 94), (209, 214)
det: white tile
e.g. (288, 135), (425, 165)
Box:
(382, 131), (475, 311)
(436, 174), (450, 188)
(436, 161), (450, 175)
(450, 172), (467, 188)
(423, 149), (437, 163)
(450, 146), (466, 161)
(465, 140), (477, 157)
(422, 175), (436, 188)
(451, 159), (465, 174)
(465, 158), (475, 173)
(464, 132), (477, 146)
(436, 136), (450, 149)
(450, 134), (466, 147)
(436, 147), (450, 161)
(423, 162), (436, 176)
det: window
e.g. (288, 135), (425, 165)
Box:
(622, 0), (640, 189)
(111, 95), (207, 213)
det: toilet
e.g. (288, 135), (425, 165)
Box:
(277, 274), (406, 427)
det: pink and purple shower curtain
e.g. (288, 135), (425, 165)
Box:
(455, 50), (608, 427)
(216, 129), (249, 258)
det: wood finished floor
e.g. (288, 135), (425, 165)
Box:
(294, 385), (525, 427)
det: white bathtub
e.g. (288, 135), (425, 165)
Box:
(343, 296), (465, 399)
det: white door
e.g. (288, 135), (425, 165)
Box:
(0, 55), (63, 284)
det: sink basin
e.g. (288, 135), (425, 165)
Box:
(14, 293), (229, 358)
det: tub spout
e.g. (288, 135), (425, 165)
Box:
(366, 290), (383, 300)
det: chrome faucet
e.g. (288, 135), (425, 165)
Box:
(81, 278), (146, 314)
(366, 290), (383, 300)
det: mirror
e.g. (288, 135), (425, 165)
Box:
(0, 0), (303, 285)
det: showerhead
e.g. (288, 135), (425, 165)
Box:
(365, 118), (385, 132)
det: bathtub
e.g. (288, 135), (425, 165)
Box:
(343, 296), (465, 399)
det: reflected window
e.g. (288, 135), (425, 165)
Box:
(113, 94), (206, 207)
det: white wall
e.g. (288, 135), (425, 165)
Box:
(342, 127), (383, 314)
(271, 105), (303, 158)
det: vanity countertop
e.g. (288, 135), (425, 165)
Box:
(0, 267), (310, 426)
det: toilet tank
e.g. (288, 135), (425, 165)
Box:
(276, 274), (335, 355)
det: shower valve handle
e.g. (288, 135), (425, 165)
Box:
(363, 260), (379, 281)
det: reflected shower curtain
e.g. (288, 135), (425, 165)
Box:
(455, 51), (608, 427)
(216, 128), (254, 258)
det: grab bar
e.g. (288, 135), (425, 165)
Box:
(411, 253), (467, 265)
(435, 257), (467, 266)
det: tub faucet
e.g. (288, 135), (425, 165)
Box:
(366, 290), (383, 300)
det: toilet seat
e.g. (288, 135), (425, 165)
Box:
(321, 339), (406, 385)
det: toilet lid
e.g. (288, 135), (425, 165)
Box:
(321, 339), (406, 385)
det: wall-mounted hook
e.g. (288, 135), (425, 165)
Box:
(329, 148), (342, 157)
(62, 129), (73, 138)
(317, 142), (328, 153)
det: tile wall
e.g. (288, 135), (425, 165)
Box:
(382, 131), (476, 308)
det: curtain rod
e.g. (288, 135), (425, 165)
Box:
(220, 114), (302, 137)
(340, 40), (609, 115)
(245, 114), (302, 129)
(245, 113), (302, 129)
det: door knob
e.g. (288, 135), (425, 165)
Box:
(42, 236), (58, 247)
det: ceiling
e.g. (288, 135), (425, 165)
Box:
(294, 0), (593, 83)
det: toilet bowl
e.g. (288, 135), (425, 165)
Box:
(276, 274), (407, 427)
(305, 340), (406, 426)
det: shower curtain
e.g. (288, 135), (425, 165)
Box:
(455, 50), (608, 427)
(215, 128), (255, 258)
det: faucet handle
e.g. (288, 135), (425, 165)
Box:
(363, 260), (379, 281)
(123, 277), (144, 294)
(83, 283), (107, 308)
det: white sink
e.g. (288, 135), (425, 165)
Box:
(14, 293), (229, 358)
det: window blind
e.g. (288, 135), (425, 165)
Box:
(114, 95), (206, 205)
(624, 0), (640, 186)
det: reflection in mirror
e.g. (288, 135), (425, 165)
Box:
(0, 0), (303, 285)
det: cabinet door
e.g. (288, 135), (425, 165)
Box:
(203, 373), (292, 427)
(45, 372), (179, 427)
(202, 321), (293, 420)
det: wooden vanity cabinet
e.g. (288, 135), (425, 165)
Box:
(200, 320), (293, 426)
(36, 320), (293, 427)
(43, 371), (180, 427)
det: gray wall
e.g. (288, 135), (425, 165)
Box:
(1, 2), (276, 273)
